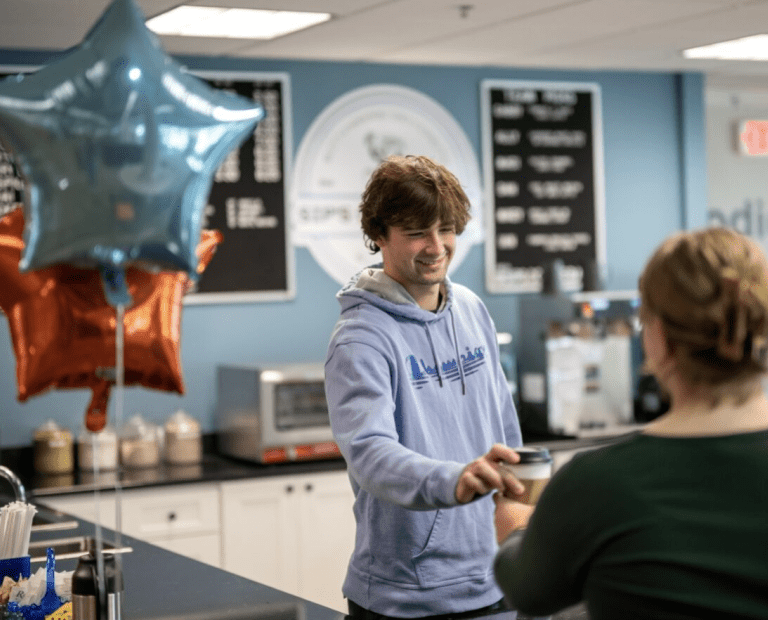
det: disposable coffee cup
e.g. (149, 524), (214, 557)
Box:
(504, 446), (553, 505)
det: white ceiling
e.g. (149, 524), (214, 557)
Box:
(3, 0), (768, 92)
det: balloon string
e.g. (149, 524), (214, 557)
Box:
(93, 433), (105, 617)
(92, 301), (126, 614)
(114, 303), (124, 572)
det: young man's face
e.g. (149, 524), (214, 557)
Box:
(376, 220), (456, 295)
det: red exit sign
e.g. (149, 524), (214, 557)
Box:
(738, 120), (768, 156)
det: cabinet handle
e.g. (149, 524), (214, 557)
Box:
(285, 485), (294, 494)
(167, 512), (177, 522)
(305, 484), (313, 492)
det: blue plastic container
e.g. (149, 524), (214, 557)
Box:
(5, 549), (64, 620)
(0, 556), (31, 581)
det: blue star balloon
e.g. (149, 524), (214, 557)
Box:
(0, 0), (263, 304)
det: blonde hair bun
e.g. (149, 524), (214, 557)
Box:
(639, 227), (768, 394)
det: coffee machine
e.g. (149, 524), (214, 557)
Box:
(516, 290), (667, 440)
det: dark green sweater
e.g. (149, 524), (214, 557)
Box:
(494, 431), (768, 619)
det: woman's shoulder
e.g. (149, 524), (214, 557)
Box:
(530, 435), (657, 535)
(546, 435), (650, 494)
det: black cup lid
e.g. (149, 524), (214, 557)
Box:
(515, 446), (552, 464)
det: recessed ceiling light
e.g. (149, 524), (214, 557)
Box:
(146, 6), (331, 40)
(683, 34), (768, 61)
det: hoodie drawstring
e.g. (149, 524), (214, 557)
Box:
(423, 325), (443, 388)
(423, 312), (466, 395)
(450, 309), (467, 396)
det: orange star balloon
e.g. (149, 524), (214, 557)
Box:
(0, 207), (222, 430)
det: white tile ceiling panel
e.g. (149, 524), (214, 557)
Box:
(0, 0), (103, 49)
(381, 0), (733, 66)
(230, 0), (574, 60)
(530, 2), (768, 72)
(4, 0), (768, 89)
(0, 0), (184, 50)
(156, 36), (255, 57)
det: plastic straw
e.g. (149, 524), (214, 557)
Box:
(0, 501), (36, 559)
(0, 506), (8, 558)
(21, 503), (35, 556)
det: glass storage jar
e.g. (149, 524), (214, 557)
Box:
(78, 425), (118, 471)
(119, 414), (162, 469)
(33, 420), (74, 474)
(164, 410), (202, 465)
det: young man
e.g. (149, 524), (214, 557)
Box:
(325, 155), (524, 619)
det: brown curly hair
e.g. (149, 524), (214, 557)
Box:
(639, 227), (768, 404)
(359, 155), (471, 253)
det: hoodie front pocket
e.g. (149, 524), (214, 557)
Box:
(411, 504), (492, 588)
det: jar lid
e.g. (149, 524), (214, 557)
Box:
(34, 419), (71, 440)
(120, 414), (159, 441)
(165, 410), (200, 436)
(78, 425), (117, 443)
(515, 446), (552, 464)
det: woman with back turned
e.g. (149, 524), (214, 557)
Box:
(493, 227), (768, 619)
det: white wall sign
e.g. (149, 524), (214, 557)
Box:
(290, 84), (483, 285)
(707, 89), (768, 252)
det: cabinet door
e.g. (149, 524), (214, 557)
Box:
(118, 484), (220, 539)
(152, 532), (222, 567)
(295, 471), (356, 613)
(220, 476), (299, 594)
(41, 485), (222, 568)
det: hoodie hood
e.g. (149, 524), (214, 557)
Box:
(337, 265), (451, 323)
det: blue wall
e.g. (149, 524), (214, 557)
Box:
(0, 49), (706, 447)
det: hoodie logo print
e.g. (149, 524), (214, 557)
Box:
(406, 346), (486, 389)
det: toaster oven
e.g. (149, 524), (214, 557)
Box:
(215, 363), (340, 463)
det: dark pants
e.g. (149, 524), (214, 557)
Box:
(346, 598), (509, 620)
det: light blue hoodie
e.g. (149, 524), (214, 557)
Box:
(325, 267), (522, 618)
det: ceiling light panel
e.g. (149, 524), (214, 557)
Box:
(684, 34), (768, 61)
(146, 6), (331, 39)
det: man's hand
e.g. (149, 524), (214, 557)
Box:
(493, 493), (535, 543)
(455, 443), (525, 504)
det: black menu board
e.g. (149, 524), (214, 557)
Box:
(187, 71), (293, 303)
(0, 68), (29, 218)
(0, 144), (23, 216)
(0, 68), (293, 303)
(481, 80), (605, 294)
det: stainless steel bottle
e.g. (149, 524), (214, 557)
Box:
(72, 553), (99, 620)
(104, 554), (124, 620)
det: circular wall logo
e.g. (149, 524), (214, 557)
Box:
(291, 84), (483, 285)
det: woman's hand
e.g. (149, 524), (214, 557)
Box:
(493, 492), (535, 543)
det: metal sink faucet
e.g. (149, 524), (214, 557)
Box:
(0, 465), (27, 503)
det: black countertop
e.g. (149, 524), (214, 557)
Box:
(29, 454), (348, 498)
(0, 428), (643, 500)
(0, 438), (348, 499)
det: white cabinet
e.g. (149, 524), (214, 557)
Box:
(40, 483), (222, 568)
(41, 491), (118, 531)
(220, 470), (356, 613)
